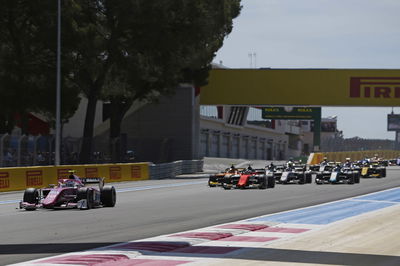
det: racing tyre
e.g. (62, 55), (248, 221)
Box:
(348, 175), (355, 185)
(267, 175), (275, 188)
(354, 172), (360, 184)
(23, 188), (39, 204)
(381, 168), (386, 178)
(77, 187), (93, 209)
(101, 186), (116, 207)
(258, 176), (267, 189)
(298, 174), (305, 185)
(306, 173), (312, 184)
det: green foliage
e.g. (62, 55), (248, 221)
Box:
(0, 0), (241, 162)
(0, 0), (81, 133)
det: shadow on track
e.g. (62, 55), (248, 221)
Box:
(0, 243), (118, 254)
(2, 242), (400, 265)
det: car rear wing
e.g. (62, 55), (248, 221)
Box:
(81, 177), (105, 188)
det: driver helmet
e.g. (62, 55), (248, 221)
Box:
(68, 170), (76, 179)
(228, 164), (236, 172)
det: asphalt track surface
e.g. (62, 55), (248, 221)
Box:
(1, 160), (400, 265)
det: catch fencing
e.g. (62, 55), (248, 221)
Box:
(149, 160), (204, 180)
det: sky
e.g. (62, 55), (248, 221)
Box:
(214, 0), (400, 140)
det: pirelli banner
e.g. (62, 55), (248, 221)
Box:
(200, 69), (400, 106)
(0, 163), (150, 192)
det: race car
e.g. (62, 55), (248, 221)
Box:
(314, 163), (336, 184)
(276, 164), (312, 184)
(322, 164), (360, 184)
(360, 162), (386, 178)
(208, 165), (244, 187)
(222, 167), (275, 189)
(19, 173), (116, 210)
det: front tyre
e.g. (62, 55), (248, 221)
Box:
(101, 186), (116, 207)
(23, 188), (39, 204)
(258, 176), (267, 189)
(77, 187), (94, 209)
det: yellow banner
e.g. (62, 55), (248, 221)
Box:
(308, 150), (400, 164)
(200, 69), (400, 106)
(0, 163), (150, 192)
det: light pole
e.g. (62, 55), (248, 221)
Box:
(55, 0), (61, 165)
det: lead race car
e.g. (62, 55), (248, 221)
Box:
(208, 165), (244, 187)
(19, 171), (116, 210)
(222, 166), (275, 190)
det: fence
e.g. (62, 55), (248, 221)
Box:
(0, 134), (138, 167)
(308, 150), (400, 165)
(149, 160), (204, 180)
(321, 137), (397, 152)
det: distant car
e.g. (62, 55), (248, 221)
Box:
(222, 167), (275, 190)
(19, 175), (116, 211)
(321, 165), (360, 185)
(314, 163), (336, 184)
(208, 166), (244, 187)
(360, 162), (386, 178)
(276, 164), (312, 184)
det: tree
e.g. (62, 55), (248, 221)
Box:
(101, 0), (242, 162)
(0, 0), (242, 164)
(0, 0), (81, 134)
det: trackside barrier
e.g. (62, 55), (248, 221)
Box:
(0, 162), (150, 192)
(307, 150), (400, 165)
(307, 153), (325, 165)
(149, 160), (204, 180)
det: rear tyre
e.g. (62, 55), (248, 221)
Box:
(298, 174), (305, 185)
(267, 175), (275, 188)
(354, 172), (360, 184)
(23, 188), (39, 204)
(381, 168), (386, 177)
(101, 186), (116, 207)
(348, 175), (355, 185)
(306, 174), (312, 184)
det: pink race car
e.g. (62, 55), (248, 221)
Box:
(19, 174), (116, 210)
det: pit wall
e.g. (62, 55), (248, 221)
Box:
(0, 163), (150, 192)
(307, 150), (400, 165)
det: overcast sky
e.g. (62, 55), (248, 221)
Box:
(214, 0), (400, 140)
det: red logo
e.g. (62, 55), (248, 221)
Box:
(26, 170), (43, 186)
(57, 169), (71, 179)
(0, 172), (10, 189)
(350, 77), (400, 98)
(85, 168), (98, 177)
(131, 166), (141, 179)
(109, 166), (121, 180)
